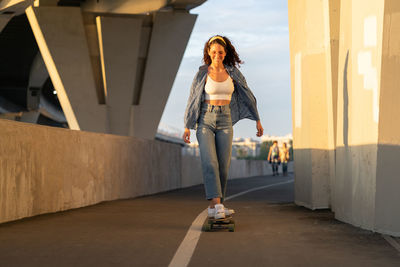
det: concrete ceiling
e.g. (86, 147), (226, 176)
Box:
(81, 0), (207, 14)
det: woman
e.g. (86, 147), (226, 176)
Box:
(280, 142), (290, 176)
(183, 35), (263, 219)
(267, 141), (280, 176)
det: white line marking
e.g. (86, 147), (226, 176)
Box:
(382, 235), (400, 253)
(168, 209), (208, 267)
(168, 179), (294, 267)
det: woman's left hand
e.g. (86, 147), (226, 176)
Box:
(256, 120), (263, 137)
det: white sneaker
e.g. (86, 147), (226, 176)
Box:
(225, 208), (235, 216)
(207, 207), (235, 217)
(214, 204), (226, 219)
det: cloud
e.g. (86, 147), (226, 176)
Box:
(161, 0), (292, 138)
(184, 0), (289, 58)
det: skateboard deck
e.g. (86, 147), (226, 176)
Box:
(202, 215), (235, 232)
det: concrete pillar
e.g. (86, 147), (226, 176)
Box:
(0, 15), (13, 33)
(20, 111), (40, 123)
(288, 0), (336, 209)
(28, 53), (48, 90)
(328, 0), (341, 147)
(25, 5), (196, 139)
(82, 0), (170, 14)
(335, 0), (384, 231)
(96, 16), (142, 136)
(0, 0), (34, 32)
(327, 0), (341, 214)
(372, 0), (400, 236)
(290, 0), (400, 236)
(26, 6), (108, 133)
(129, 11), (197, 139)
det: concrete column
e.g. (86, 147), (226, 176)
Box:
(327, 0), (341, 214)
(25, 6), (196, 139)
(82, 0), (169, 14)
(20, 111), (40, 123)
(288, 0), (336, 209)
(290, 0), (400, 236)
(28, 53), (48, 90)
(0, 15), (12, 33)
(96, 16), (142, 136)
(82, 13), (106, 105)
(129, 11), (197, 139)
(374, 0), (400, 236)
(335, 0), (384, 231)
(1, 0), (34, 32)
(25, 6), (107, 133)
(329, 0), (341, 147)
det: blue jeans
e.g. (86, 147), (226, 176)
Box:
(271, 158), (279, 174)
(282, 161), (288, 175)
(196, 103), (233, 202)
(271, 161), (279, 174)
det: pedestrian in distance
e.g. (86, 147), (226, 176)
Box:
(267, 140), (280, 176)
(183, 35), (264, 220)
(280, 142), (289, 176)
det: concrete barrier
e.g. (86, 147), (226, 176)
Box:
(0, 119), (291, 224)
(0, 119), (182, 223)
(288, 0), (400, 236)
(181, 155), (293, 188)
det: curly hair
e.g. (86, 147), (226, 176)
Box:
(203, 35), (243, 67)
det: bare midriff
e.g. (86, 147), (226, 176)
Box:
(204, 100), (230, 106)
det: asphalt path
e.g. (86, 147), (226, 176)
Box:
(0, 174), (399, 267)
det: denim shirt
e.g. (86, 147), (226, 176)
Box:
(184, 64), (260, 129)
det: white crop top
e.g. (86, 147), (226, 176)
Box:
(204, 75), (234, 101)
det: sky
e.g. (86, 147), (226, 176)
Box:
(159, 0), (292, 141)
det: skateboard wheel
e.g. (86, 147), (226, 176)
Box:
(228, 224), (235, 232)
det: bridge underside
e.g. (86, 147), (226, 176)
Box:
(0, 0), (204, 138)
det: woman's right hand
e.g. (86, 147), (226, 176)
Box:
(183, 128), (191, 143)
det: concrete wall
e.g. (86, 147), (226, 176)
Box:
(0, 119), (289, 224)
(335, 0), (400, 236)
(334, 0), (384, 232)
(289, 0), (400, 236)
(181, 155), (203, 188)
(288, 0), (336, 209)
(0, 119), (181, 224)
(374, 0), (400, 236)
(181, 155), (293, 189)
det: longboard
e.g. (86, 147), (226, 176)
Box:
(202, 215), (235, 232)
